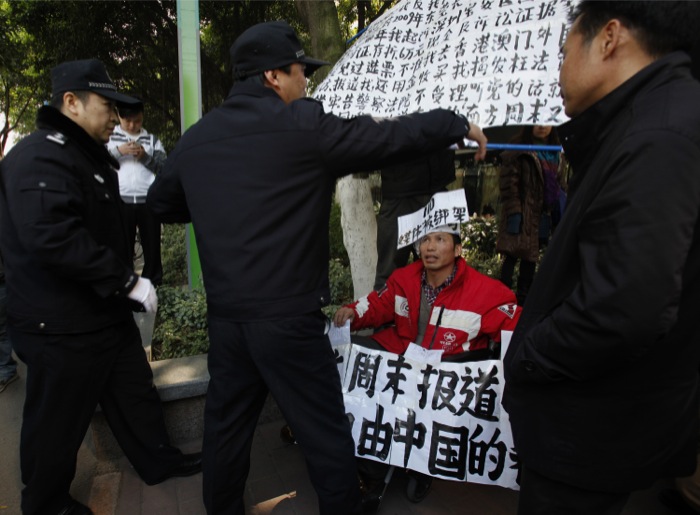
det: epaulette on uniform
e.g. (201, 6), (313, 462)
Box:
(46, 132), (67, 146)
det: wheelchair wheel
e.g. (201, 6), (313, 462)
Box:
(405, 472), (432, 503)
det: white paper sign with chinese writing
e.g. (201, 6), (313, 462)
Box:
(314, 0), (573, 128)
(334, 343), (519, 490)
(396, 190), (469, 248)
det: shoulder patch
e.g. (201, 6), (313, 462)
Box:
(498, 303), (517, 319)
(46, 132), (67, 146)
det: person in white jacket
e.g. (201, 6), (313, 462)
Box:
(107, 101), (165, 285)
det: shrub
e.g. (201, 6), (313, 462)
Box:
(161, 224), (188, 287)
(324, 257), (354, 317)
(461, 215), (498, 256)
(460, 215), (503, 279)
(151, 286), (209, 360)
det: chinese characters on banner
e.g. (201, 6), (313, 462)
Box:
(396, 190), (469, 249)
(332, 342), (520, 490)
(314, 0), (573, 128)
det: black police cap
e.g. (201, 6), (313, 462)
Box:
(51, 59), (140, 105)
(230, 21), (330, 79)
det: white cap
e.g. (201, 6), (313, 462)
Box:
(427, 223), (460, 236)
(413, 224), (461, 254)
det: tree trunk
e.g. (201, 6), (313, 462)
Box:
(296, 0), (378, 299)
(294, 0), (344, 84)
(335, 176), (377, 299)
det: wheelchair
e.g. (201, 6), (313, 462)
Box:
(352, 335), (502, 512)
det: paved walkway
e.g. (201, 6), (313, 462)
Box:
(0, 353), (686, 515)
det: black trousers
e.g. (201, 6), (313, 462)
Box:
(203, 312), (362, 515)
(518, 467), (630, 515)
(10, 320), (182, 515)
(123, 202), (163, 285)
(500, 254), (536, 305)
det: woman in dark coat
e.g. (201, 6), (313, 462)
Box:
(496, 125), (561, 305)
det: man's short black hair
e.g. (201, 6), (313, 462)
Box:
(117, 102), (144, 119)
(49, 90), (91, 109)
(236, 63), (293, 85)
(571, 1), (700, 56)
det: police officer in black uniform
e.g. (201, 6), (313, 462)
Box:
(0, 59), (201, 515)
(148, 21), (487, 515)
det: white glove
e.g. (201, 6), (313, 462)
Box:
(128, 276), (158, 313)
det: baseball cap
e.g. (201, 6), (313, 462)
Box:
(51, 59), (140, 105)
(230, 21), (330, 79)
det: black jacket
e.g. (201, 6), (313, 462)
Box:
(503, 52), (700, 491)
(380, 147), (455, 199)
(148, 82), (467, 320)
(0, 107), (138, 333)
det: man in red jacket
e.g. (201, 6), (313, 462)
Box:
(333, 224), (520, 510)
(334, 225), (520, 357)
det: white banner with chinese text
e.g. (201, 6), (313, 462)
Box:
(314, 0), (573, 128)
(333, 343), (519, 490)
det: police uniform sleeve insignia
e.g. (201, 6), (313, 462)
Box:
(46, 132), (67, 146)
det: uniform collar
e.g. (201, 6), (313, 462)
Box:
(36, 106), (119, 168)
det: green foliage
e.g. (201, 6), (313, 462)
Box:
(336, 0), (398, 41)
(0, 1), (41, 156)
(152, 286), (209, 360)
(463, 252), (503, 280)
(461, 215), (499, 256)
(161, 224), (188, 287)
(328, 256), (354, 304)
(4, 1), (310, 149)
(460, 216), (502, 279)
(323, 257), (354, 319)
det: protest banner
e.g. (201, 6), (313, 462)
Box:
(331, 341), (520, 490)
(314, 0), (573, 128)
(396, 190), (469, 249)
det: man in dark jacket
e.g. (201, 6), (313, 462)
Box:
(147, 20), (486, 515)
(502, 3), (700, 514)
(0, 59), (201, 515)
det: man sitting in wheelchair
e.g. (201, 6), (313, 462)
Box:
(333, 224), (521, 512)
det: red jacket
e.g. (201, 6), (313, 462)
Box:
(347, 258), (521, 355)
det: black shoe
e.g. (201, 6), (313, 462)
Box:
(145, 452), (202, 485)
(405, 471), (432, 503)
(56, 499), (93, 515)
(658, 489), (699, 515)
